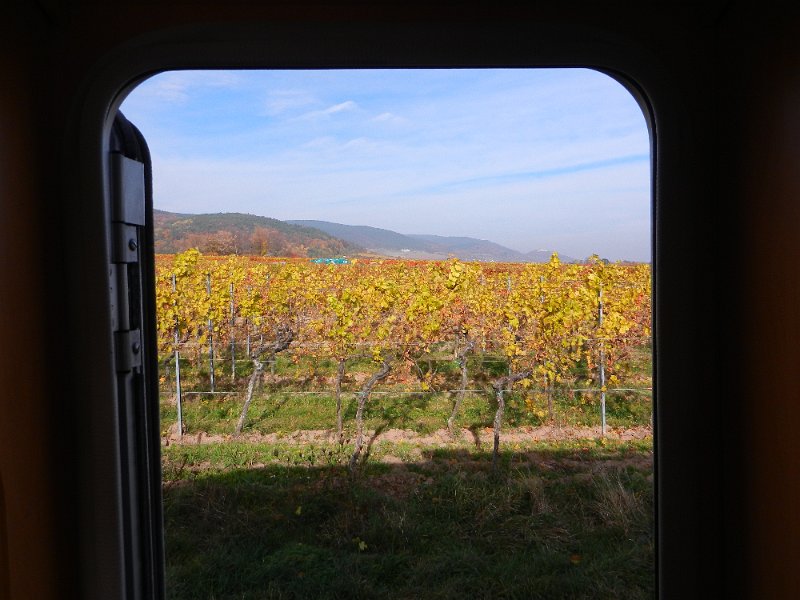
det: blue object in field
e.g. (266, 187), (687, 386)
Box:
(310, 257), (350, 264)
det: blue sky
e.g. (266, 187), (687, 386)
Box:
(121, 69), (650, 261)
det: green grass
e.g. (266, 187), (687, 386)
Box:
(159, 346), (653, 598)
(159, 344), (652, 437)
(162, 440), (654, 599)
(160, 388), (652, 437)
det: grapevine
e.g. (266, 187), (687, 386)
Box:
(157, 251), (652, 458)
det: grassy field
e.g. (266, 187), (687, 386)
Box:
(163, 439), (653, 599)
(159, 347), (653, 598)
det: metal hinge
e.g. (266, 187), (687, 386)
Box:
(112, 153), (145, 226)
(115, 329), (143, 372)
(110, 152), (145, 373)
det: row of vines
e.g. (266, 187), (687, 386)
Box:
(155, 249), (651, 468)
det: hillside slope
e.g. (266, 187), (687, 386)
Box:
(154, 210), (363, 257)
(288, 219), (574, 262)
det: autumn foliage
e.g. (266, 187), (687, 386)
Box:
(156, 250), (651, 461)
(156, 250), (650, 383)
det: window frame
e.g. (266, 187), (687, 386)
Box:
(65, 20), (713, 599)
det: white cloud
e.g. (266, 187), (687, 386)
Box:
(128, 71), (241, 106)
(151, 79), (190, 103)
(263, 90), (316, 116)
(301, 136), (337, 149)
(341, 137), (373, 150)
(300, 100), (358, 120)
(325, 100), (357, 114)
(370, 112), (406, 125)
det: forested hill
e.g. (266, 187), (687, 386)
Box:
(153, 210), (580, 262)
(153, 210), (363, 257)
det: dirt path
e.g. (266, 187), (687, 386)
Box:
(163, 424), (652, 447)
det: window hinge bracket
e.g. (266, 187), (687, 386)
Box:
(115, 329), (142, 373)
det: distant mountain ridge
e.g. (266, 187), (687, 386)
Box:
(153, 210), (363, 257)
(152, 210), (575, 262)
(287, 220), (574, 263)
(284, 221), (420, 253)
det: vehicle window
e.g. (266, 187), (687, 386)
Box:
(121, 68), (653, 599)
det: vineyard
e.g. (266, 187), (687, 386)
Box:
(156, 250), (651, 466)
(157, 251), (654, 598)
